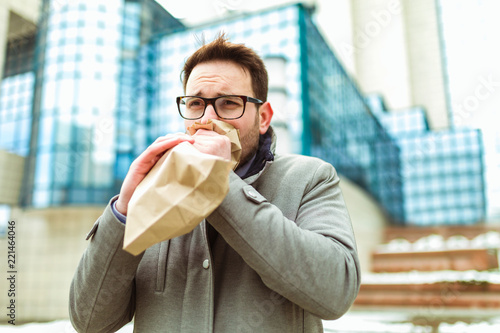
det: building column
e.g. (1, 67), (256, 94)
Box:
(314, 0), (356, 75)
(351, 0), (413, 111)
(402, 0), (450, 129)
(0, 7), (10, 81)
(265, 56), (291, 154)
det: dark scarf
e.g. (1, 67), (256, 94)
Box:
(241, 128), (275, 179)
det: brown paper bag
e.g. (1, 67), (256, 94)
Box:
(187, 119), (242, 170)
(123, 120), (241, 255)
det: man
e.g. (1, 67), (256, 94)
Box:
(69, 35), (360, 332)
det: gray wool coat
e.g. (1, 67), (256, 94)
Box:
(69, 137), (361, 333)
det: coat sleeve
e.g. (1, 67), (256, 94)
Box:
(69, 197), (144, 333)
(207, 159), (361, 320)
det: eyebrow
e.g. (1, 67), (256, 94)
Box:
(190, 90), (233, 97)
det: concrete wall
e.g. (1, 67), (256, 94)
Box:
(0, 5), (9, 81)
(339, 176), (389, 274)
(4, 0), (40, 24)
(0, 150), (25, 205)
(0, 206), (104, 323)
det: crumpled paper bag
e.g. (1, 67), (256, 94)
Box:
(123, 120), (241, 255)
(187, 119), (241, 170)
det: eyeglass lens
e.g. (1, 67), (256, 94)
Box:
(179, 96), (245, 119)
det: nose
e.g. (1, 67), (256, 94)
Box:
(200, 103), (219, 124)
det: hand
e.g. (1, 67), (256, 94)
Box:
(115, 133), (195, 215)
(191, 129), (231, 161)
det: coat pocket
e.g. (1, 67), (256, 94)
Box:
(155, 240), (170, 293)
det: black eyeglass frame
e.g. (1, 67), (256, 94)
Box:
(176, 95), (264, 120)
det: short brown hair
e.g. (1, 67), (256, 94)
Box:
(182, 33), (268, 102)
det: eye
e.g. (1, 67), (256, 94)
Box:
(219, 97), (243, 108)
(186, 98), (204, 108)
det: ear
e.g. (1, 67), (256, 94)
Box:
(258, 102), (274, 135)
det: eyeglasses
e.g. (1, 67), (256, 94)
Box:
(176, 95), (264, 120)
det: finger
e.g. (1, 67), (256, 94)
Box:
(153, 132), (193, 143)
(150, 135), (194, 152)
(134, 135), (194, 168)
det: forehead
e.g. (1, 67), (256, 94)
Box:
(186, 61), (252, 95)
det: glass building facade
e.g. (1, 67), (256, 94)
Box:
(0, 72), (34, 157)
(0, 33), (36, 157)
(367, 95), (485, 225)
(301, 14), (405, 223)
(14, 0), (183, 207)
(0, 1), (488, 226)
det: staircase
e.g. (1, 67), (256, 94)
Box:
(353, 225), (500, 327)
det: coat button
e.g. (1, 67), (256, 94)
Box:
(248, 191), (257, 198)
(203, 259), (210, 269)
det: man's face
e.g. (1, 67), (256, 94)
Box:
(184, 60), (271, 165)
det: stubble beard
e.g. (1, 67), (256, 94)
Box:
(238, 116), (260, 167)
